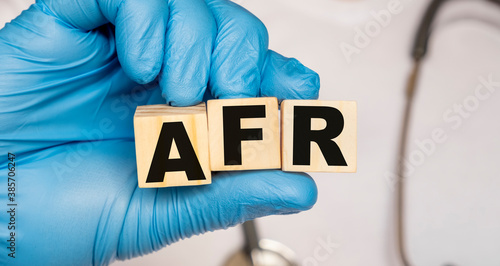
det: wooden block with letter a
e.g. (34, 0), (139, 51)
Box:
(281, 100), (357, 173)
(207, 97), (281, 171)
(134, 104), (211, 188)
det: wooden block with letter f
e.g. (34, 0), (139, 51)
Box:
(281, 100), (357, 173)
(134, 104), (211, 188)
(207, 97), (281, 171)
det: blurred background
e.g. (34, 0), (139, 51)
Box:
(3, 0), (500, 265)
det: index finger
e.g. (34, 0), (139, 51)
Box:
(206, 0), (268, 99)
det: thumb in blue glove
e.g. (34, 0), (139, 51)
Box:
(0, 0), (320, 265)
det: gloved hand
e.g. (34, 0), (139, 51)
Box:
(0, 0), (320, 265)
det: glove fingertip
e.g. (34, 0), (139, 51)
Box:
(161, 84), (206, 107)
(115, 26), (165, 84)
(274, 171), (318, 212)
(223, 170), (318, 215)
(261, 51), (321, 101)
(121, 58), (162, 85)
(301, 66), (321, 100)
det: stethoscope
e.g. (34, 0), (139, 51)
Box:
(224, 1), (500, 266)
(396, 0), (500, 266)
(224, 220), (298, 266)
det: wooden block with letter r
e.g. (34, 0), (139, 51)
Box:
(281, 100), (357, 173)
(207, 97), (281, 171)
(134, 104), (211, 188)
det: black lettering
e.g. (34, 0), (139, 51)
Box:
(293, 106), (347, 166)
(146, 122), (205, 183)
(222, 105), (266, 165)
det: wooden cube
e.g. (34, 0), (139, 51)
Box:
(281, 100), (357, 172)
(134, 104), (211, 188)
(207, 97), (281, 171)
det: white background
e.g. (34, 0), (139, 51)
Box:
(3, 0), (500, 265)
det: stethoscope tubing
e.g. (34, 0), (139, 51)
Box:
(397, 1), (500, 266)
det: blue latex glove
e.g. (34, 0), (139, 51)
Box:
(0, 0), (320, 265)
